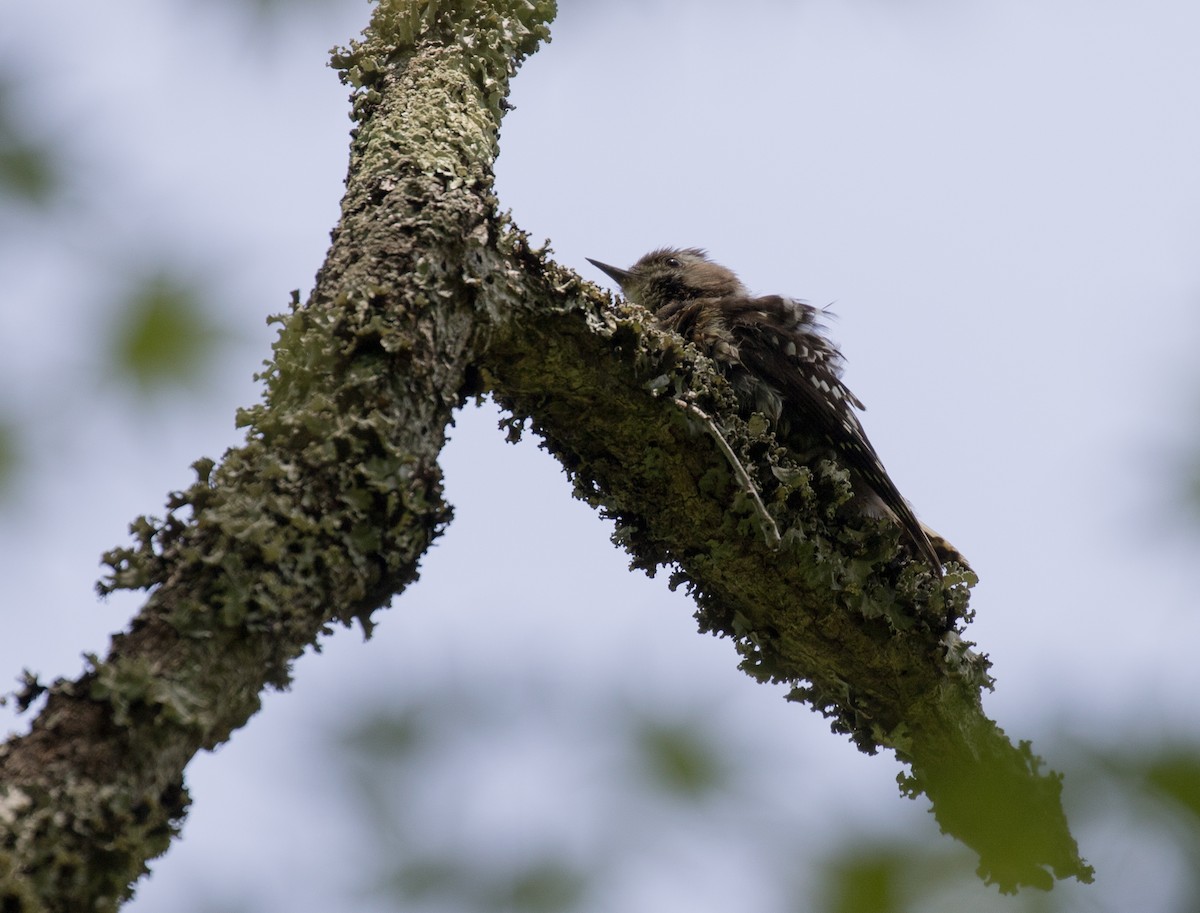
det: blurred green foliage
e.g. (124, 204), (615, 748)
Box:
(1143, 751), (1200, 822)
(328, 672), (1200, 913)
(0, 77), (59, 207)
(632, 717), (729, 800)
(823, 850), (905, 913)
(383, 857), (588, 913)
(0, 420), (16, 500)
(105, 273), (227, 393)
(0, 62), (232, 502)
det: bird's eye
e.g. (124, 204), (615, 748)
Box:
(665, 257), (682, 268)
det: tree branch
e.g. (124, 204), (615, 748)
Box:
(0, 3), (551, 908)
(481, 256), (1090, 891)
(0, 1), (1090, 908)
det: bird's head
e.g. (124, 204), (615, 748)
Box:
(587, 248), (746, 311)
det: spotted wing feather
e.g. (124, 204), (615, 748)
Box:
(661, 294), (942, 571)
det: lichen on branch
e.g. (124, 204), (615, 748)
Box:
(0, 0), (1092, 908)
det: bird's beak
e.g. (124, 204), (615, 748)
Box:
(586, 258), (632, 288)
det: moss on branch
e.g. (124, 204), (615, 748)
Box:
(0, 0), (1092, 908)
(480, 250), (1089, 889)
(0, 2), (553, 909)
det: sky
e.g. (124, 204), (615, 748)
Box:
(3, 0), (1200, 910)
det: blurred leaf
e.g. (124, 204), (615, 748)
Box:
(634, 718), (728, 800)
(1142, 749), (1200, 823)
(242, 0), (345, 13)
(0, 145), (56, 205)
(385, 856), (587, 913)
(0, 78), (60, 206)
(107, 272), (226, 391)
(1187, 459), (1200, 522)
(823, 851), (903, 913)
(342, 710), (427, 761)
(0, 418), (17, 498)
(494, 860), (587, 913)
(389, 857), (468, 903)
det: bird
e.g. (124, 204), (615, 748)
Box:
(587, 247), (955, 575)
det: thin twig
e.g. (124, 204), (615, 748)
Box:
(672, 398), (781, 549)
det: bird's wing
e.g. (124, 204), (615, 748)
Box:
(722, 296), (942, 571)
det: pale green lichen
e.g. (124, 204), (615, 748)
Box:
(332, 0), (555, 127)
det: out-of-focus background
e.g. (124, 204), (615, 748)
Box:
(3, 1), (1200, 910)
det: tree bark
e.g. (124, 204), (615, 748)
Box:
(0, 1), (1091, 909)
